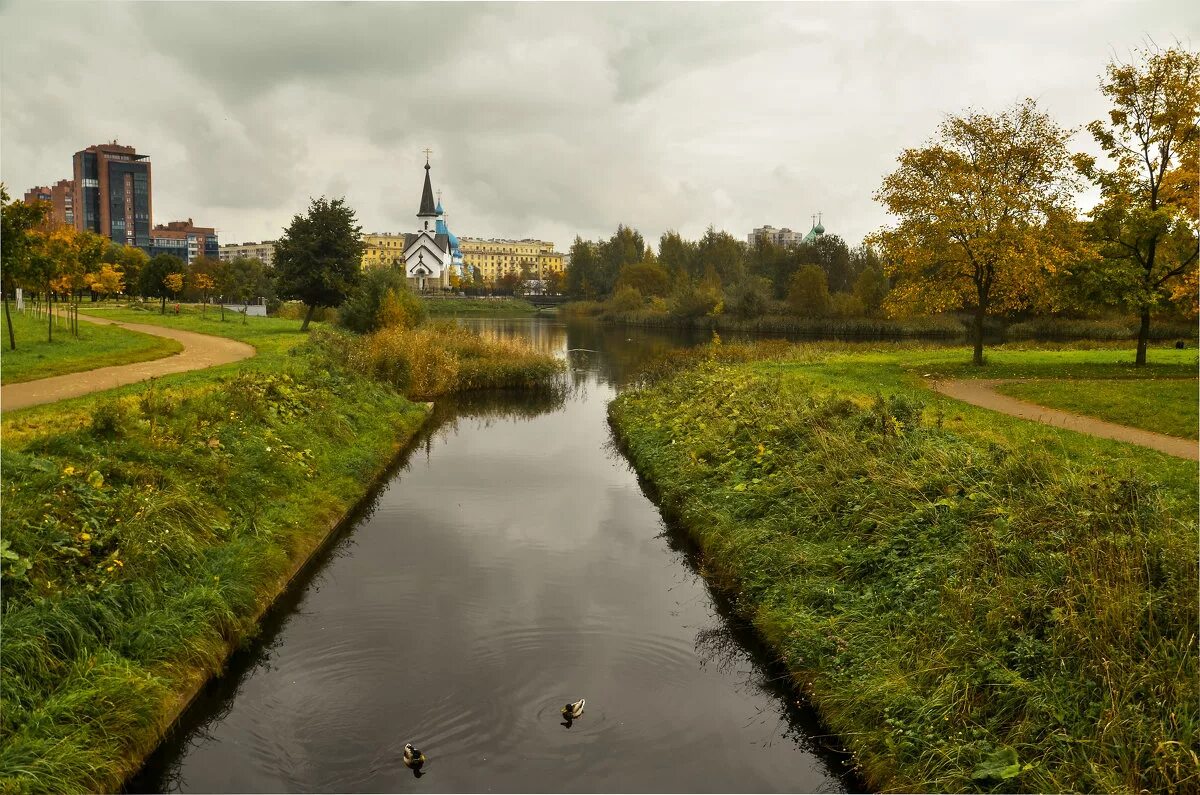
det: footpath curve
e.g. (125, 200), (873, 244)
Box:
(1, 314), (256, 413)
(930, 378), (1198, 461)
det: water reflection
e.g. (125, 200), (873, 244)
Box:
(128, 316), (860, 794)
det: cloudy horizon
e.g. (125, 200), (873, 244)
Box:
(2, 1), (1197, 251)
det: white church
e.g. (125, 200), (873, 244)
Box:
(402, 154), (466, 291)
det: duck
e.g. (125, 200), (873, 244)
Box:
(561, 698), (585, 720)
(403, 743), (426, 771)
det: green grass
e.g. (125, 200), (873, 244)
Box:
(1, 308), (182, 385)
(0, 309), (429, 793)
(0, 304), (565, 794)
(610, 342), (1198, 793)
(421, 297), (537, 316)
(995, 378), (1198, 440)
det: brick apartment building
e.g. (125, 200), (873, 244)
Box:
(22, 179), (75, 229)
(72, 141), (152, 247)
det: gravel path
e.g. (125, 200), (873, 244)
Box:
(1, 314), (255, 413)
(931, 378), (1198, 461)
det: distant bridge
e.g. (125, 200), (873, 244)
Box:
(526, 294), (570, 311)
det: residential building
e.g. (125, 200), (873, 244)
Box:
(148, 219), (219, 265)
(219, 240), (276, 268)
(72, 141), (152, 247)
(748, 216), (826, 248)
(459, 238), (564, 283)
(22, 179), (75, 229)
(361, 233), (407, 270)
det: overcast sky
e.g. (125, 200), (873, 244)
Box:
(1, 1), (1196, 251)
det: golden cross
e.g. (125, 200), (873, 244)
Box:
(423, 147), (433, 164)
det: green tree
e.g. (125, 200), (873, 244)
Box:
(1075, 44), (1200, 365)
(726, 276), (773, 319)
(140, 254), (186, 313)
(338, 265), (425, 333)
(274, 196), (365, 330)
(657, 231), (696, 284)
(853, 260), (890, 317)
(227, 256), (271, 323)
(787, 264), (832, 316)
(615, 259), (671, 297)
(695, 227), (745, 285)
(873, 99), (1080, 365)
(116, 245), (148, 297)
(597, 225), (646, 295)
(747, 237), (797, 299)
(566, 237), (601, 298)
(0, 186), (48, 349)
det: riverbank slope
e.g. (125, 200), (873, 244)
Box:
(609, 343), (1197, 793)
(0, 313), (432, 793)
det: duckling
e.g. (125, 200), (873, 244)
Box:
(403, 743), (426, 771)
(561, 698), (585, 720)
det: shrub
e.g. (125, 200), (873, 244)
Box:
(668, 282), (723, 318)
(338, 267), (425, 334)
(725, 277), (772, 319)
(273, 301), (333, 322)
(1007, 316), (1200, 341)
(829, 291), (866, 319)
(608, 286), (645, 314)
(90, 399), (137, 439)
(787, 264), (831, 316)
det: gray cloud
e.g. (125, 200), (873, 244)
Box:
(2, 1), (1197, 249)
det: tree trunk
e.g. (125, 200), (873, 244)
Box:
(1135, 306), (1151, 366)
(47, 285), (53, 342)
(244, 299), (250, 324)
(972, 304), (986, 366)
(300, 303), (316, 331)
(3, 280), (15, 351)
(161, 294), (166, 314)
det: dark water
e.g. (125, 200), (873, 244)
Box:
(129, 318), (860, 793)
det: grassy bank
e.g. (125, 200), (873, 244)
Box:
(0, 302), (560, 793)
(997, 378), (1198, 439)
(0, 310), (432, 793)
(609, 343), (1197, 793)
(421, 297), (537, 316)
(1, 309), (182, 385)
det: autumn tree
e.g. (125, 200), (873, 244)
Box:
(87, 264), (125, 300)
(140, 254), (185, 313)
(873, 99), (1080, 365)
(274, 196), (364, 330)
(1075, 44), (1200, 365)
(164, 272), (184, 305)
(615, 257), (672, 297)
(787, 264), (831, 316)
(0, 186), (48, 349)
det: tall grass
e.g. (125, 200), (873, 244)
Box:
(308, 322), (564, 399)
(610, 357), (1198, 793)
(1007, 317), (1198, 342)
(0, 344), (430, 793)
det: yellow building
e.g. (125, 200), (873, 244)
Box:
(458, 238), (564, 283)
(361, 232), (408, 270)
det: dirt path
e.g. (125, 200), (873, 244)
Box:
(931, 378), (1198, 461)
(1, 314), (256, 413)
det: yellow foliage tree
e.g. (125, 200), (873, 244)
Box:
(1075, 44), (1200, 360)
(87, 263), (126, 300)
(192, 272), (215, 314)
(163, 272), (184, 303)
(872, 99), (1081, 365)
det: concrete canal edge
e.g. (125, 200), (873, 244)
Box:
(113, 401), (436, 789)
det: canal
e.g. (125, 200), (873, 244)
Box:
(129, 317), (857, 793)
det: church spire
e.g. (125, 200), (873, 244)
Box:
(418, 150), (437, 218)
